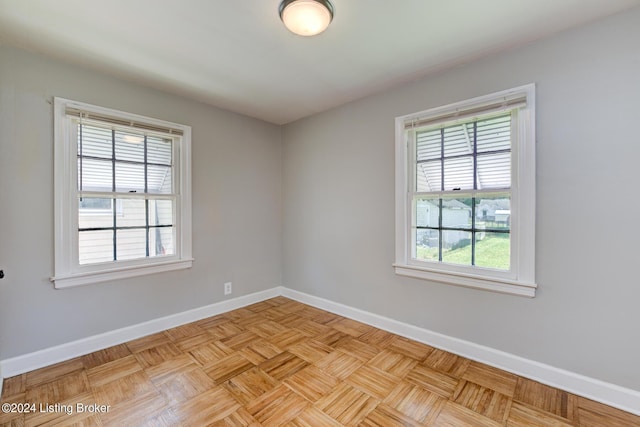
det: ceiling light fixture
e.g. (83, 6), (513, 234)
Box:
(279, 0), (334, 37)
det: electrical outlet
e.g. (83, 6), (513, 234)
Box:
(224, 282), (232, 295)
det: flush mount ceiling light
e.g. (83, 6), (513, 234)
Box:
(279, 0), (334, 36)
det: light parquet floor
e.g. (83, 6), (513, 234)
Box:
(1, 297), (639, 426)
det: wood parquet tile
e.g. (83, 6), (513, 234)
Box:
(223, 366), (280, 406)
(384, 381), (445, 424)
(245, 384), (307, 426)
(286, 404), (343, 427)
(144, 354), (196, 383)
(2, 297), (639, 426)
(80, 345), (131, 371)
(315, 383), (379, 426)
(205, 353), (254, 383)
(24, 358), (84, 389)
(283, 365), (339, 403)
(315, 350), (363, 380)
(360, 403), (424, 427)
(86, 356), (142, 388)
(334, 339), (379, 363)
(368, 350), (418, 378)
(513, 377), (577, 421)
(345, 365), (400, 400)
(452, 380), (511, 423)
(287, 339), (333, 364)
(405, 364), (459, 398)
(423, 348), (470, 377)
(462, 362), (518, 398)
(151, 365), (215, 406)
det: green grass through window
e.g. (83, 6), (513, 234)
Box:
(416, 234), (510, 270)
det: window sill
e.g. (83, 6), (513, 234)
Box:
(51, 258), (193, 289)
(393, 263), (536, 297)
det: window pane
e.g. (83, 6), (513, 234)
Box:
(147, 136), (172, 165)
(443, 124), (472, 157)
(476, 114), (511, 153)
(147, 165), (172, 194)
(78, 198), (113, 228)
(116, 199), (146, 228)
(475, 196), (510, 230)
(416, 128), (441, 161)
(116, 228), (146, 260)
(475, 232), (510, 270)
(442, 230), (472, 266)
(416, 161), (441, 192)
(149, 200), (173, 226)
(79, 230), (113, 264)
(115, 130), (145, 162)
(79, 197), (112, 210)
(150, 226), (174, 256)
(79, 158), (112, 191)
(415, 197), (439, 228)
(115, 162), (145, 192)
(442, 198), (472, 229)
(477, 152), (510, 189)
(79, 124), (112, 159)
(414, 229), (439, 261)
(443, 157), (473, 190)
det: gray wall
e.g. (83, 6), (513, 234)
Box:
(282, 8), (640, 391)
(0, 46), (282, 359)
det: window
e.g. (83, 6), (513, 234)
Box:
(394, 85), (536, 297)
(52, 98), (192, 288)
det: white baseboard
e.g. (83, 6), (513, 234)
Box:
(1, 285), (638, 416)
(0, 287), (280, 380)
(281, 288), (640, 416)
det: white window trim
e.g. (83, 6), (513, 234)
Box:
(394, 84), (537, 297)
(52, 98), (193, 289)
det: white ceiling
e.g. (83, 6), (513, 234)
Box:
(0, 0), (637, 124)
